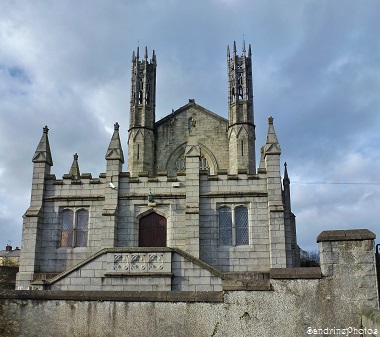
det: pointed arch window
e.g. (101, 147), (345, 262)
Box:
(60, 208), (89, 247)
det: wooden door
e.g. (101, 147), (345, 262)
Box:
(139, 213), (167, 247)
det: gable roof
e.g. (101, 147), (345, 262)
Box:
(155, 99), (228, 127)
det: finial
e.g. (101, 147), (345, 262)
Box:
(132, 50), (135, 61)
(43, 125), (49, 134)
(242, 38), (246, 55)
(73, 153), (78, 161)
(114, 122), (120, 131)
(268, 116), (274, 124)
(152, 50), (156, 64)
(145, 46), (148, 60)
(284, 162), (289, 181)
(248, 44), (252, 58)
(233, 41), (237, 55)
(227, 45), (230, 58)
(137, 46), (140, 59)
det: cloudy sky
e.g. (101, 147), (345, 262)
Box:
(1, 0), (379, 252)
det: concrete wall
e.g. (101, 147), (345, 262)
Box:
(3, 229), (378, 337)
(362, 308), (380, 336)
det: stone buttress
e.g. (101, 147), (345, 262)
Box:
(16, 126), (53, 289)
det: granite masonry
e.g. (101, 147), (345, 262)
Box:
(16, 41), (299, 291)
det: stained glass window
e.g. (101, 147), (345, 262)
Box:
(235, 206), (249, 245)
(219, 207), (232, 245)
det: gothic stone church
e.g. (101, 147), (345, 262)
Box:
(16, 42), (299, 291)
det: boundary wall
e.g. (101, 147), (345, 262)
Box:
(0, 229), (378, 337)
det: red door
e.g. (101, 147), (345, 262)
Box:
(139, 213), (167, 247)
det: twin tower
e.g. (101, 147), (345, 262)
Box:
(127, 42), (256, 176)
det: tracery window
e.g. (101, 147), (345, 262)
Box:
(60, 208), (89, 247)
(219, 206), (249, 246)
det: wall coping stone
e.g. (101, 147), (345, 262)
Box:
(200, 191), (267, 198)
(103, 272), (173, 277)
(120, 193), (186, 200)
(0, 290), (224, 302)
(44, 195), (105, 201)
(223, 279), (270, 291)
(317, 229), (376, 242)
(270, 267), (321, 279)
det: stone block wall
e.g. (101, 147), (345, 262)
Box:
(155, 103), (229, 174)
(318, 229), (379, 310)
(39, 248), (223, 292)
(38, 173), (107, 274)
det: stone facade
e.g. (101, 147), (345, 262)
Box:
(16, 41), (299, 290)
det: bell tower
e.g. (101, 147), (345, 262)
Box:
(227, 41), (256, 175)
(127, 46), (157, 176)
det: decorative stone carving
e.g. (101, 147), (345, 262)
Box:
(111, 252), (169, 273)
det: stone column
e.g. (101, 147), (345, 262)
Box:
(16, 126), (53, 289)
(102, 123), (124, 248)
(185, 135), (200, 258)
(318, 229), (379, 310)
(264, 118), (286, 268)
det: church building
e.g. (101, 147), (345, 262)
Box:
(16, 41), (299, 291)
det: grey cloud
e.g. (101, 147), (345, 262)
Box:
(0, 1), (379, 252)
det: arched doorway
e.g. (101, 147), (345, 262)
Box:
(139, 213), (167, 247)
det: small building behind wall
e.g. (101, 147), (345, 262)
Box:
(16, 41), (299, 291)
